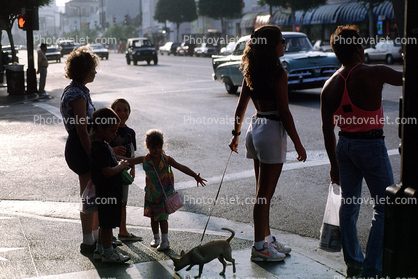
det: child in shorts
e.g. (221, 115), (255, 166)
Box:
(128, 129), (206, 251)
(110, 98), (142, 242)
(89, 107), (130, 263)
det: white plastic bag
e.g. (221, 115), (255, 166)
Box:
(319, 183), (342, 252)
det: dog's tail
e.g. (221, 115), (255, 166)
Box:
(221, 227), (235, 243)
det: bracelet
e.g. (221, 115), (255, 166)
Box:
(232, 129), (241, 136)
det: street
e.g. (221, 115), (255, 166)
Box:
(0, 50), (403, 278)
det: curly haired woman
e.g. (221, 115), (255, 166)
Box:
(229, 25), (306, 262)
(60, 46), (100, 254)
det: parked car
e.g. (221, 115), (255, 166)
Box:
(45, 46), (61, 63)
(194, 43), (218, 57)
(176, 42), (195, 56)
(313, 40), (332, 52)
(212, 32), (340, 94)
(364, 40), (402, 64)
(125, 38), (158, 65)
(159, 42), (180, 55)
(87, 43), (109, 60)
(57, 40), (76, 56)
(219, 42), (236, 56)
(2, 45), (19, 63)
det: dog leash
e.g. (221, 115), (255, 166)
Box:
(200, 150), (233, 244)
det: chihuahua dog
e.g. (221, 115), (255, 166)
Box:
(170, 227), (236, 278)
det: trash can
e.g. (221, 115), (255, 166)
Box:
(6, 64), (25, 95)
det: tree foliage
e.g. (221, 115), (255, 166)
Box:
(198, 0), (243, 37)
(154, 0), (197, 41)
(103, 23), (138, 41)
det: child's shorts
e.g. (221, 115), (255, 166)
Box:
(144, 199), (168, 222)
(245, 113), (287, 164)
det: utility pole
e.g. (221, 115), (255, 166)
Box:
(383, 0), (418, 276)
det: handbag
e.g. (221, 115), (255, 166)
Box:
(79, 179), (97, 214)
(153, 156), (184, 214)
(319, 183), (342, 252)
(121, 169), (134, 184)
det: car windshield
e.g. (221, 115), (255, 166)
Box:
(133, 40), (152, 47)
(285, 36), (313, 52)
(233, 40), (247, 56)
(92, 45), (104, 49)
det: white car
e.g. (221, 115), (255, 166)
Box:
(364, 40), (402, 64)
(87, 44), (109, 60)
(313, 40), (332, 52)
(220, 42), (237, 56)
(194, 43), (218, 57)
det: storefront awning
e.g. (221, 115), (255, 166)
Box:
(241, 13), (259, 28)
(271, 8), (291, 26)
(254, 14), (271, 29)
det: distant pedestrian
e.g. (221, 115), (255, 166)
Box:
(109, 98), (142, 242)
(60, 46), (99, 254)
(89, 108), (130, 263)
(37, 43), (48, 96)
(321, 25), (402, 277)
(228, 25), (306, 262)
(128, 129), (206, 251)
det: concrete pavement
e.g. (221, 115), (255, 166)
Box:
(1, 83), (346, 279)
(0, 200), (345, 279)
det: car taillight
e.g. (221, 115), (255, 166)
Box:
(399, 48), (402, 53)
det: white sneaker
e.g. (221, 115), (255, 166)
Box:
(93, 250), (103, 261)
(271, 236), (292, 254)
(102, 250), (130, 263)
(251, 243), (286, 262)
(157, 241), (170, 251)
(150, 238), (160, 248)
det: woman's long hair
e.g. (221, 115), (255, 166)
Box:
(240, 25), (284, 91)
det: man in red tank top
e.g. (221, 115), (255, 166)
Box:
(321, 25), (402, 278)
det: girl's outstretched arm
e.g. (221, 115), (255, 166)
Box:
(168, 156), (206, 187)
(127, 156), (145, 165)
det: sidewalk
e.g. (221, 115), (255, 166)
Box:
(0, 199), (346, 279)
(0, 83), (41, 106)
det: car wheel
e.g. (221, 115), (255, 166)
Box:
(386, 54), (393, 65)
(133, 59), (138, 65)
(126, 57), (131, 65)
(225, 82), (238, 94)
(147, 60), (151, 65)
(106, 55), (108, 60)
(153, 57), (158, 65)
(364, 54), (370, 64)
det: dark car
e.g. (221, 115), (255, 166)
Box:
(159, 42), (180, 56)
(125, 38), (158, 65)
(176, 42), (195, 56)
(45, 46), (61, 63)
(87, 43), (109, 60)
(57, 40), (75, 56)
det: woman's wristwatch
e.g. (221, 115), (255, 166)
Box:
(232, 129), (241, 136)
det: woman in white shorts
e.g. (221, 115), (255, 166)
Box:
(229, 25), (307, 262)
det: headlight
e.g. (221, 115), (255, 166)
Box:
(152, 51), (156, 55)
(282, 61), (288, 69)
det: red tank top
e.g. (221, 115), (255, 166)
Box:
(333, 64), (384, 132)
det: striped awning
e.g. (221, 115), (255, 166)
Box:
(241, 13), (259, 28)
(254, 14), (271, 29)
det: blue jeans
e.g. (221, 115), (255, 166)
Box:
(38, 66), (47, 94)
(336, 136), (394, 276)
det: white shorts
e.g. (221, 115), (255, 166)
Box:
(245, 112), (287, 164)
